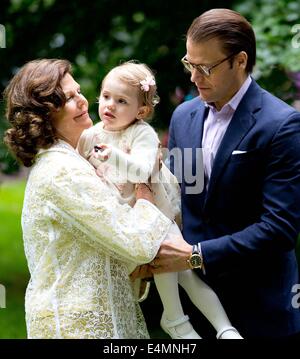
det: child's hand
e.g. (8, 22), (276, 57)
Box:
(93, 143), (112, 162)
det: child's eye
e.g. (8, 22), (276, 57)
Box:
(119, 99), (127, 104)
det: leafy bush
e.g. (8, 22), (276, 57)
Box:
(235, 0), (300, 101)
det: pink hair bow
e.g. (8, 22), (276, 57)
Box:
(140, 76), (156, 92)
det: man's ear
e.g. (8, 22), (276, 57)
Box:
(137, 106), (150, 120)
(236, 51), (248, 70)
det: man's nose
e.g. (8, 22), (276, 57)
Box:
(190, 68), (205, 83)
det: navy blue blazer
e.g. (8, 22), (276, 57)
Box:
(168, 80), (300, 337)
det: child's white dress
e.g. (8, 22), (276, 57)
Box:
(78, 120), (180, 220)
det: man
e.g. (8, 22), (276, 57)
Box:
(152, 8), (300, 338)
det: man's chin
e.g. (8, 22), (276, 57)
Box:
(198, 92), (209, 102)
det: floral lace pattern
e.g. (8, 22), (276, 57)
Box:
(22, 140), (171, 338)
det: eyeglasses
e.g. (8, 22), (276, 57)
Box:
(181, 53), (236, 77)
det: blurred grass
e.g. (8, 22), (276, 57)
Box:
(0, 180), (28, 338)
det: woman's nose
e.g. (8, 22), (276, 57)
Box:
(77, 93), (88, 108)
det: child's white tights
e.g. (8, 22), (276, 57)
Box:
(154, 270), (242, 338)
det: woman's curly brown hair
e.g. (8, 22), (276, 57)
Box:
(3, 59), (71, 167)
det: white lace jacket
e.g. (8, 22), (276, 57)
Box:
(22, 140), (171, 339)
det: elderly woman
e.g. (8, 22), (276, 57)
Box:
(3, 59), (177, 339)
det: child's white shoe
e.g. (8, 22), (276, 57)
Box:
(160, 312), (202, 339)
(216, 326), (243, 339)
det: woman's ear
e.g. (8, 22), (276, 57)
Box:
(137, 106), (150, 120)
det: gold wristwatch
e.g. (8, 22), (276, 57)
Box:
(187, 244), (203, 269)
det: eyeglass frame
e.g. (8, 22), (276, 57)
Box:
(181, 53), (237, 77)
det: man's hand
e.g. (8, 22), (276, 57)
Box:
(150, 230), (193, 274)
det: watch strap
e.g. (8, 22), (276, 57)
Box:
(192, 244), (198, 254)
(197, 242), (205, 275)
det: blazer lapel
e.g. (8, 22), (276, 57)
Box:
(184, 104), (208, 149)
(204, 81), (262, 206)
(181, 104), (208, 197)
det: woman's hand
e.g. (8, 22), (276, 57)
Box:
(149, 143), (163, 183)
(130, 264), (153, 281)
(135, 183), (154, 204)
(134, 143), (162, 204)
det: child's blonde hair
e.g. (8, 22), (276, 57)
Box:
(101, 60), (159, 120)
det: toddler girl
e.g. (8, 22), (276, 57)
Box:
(77, 61), (243, 339)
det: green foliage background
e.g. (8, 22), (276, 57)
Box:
(236, 0), (300, 100)
(0, 0), (236, 173)
(2, 0), (299, 174)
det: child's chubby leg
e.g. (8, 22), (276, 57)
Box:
(178, 270), (243, 339)
(154, 272), (201, 339)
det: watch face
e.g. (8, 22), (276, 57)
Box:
(190, 254), (202, 268)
